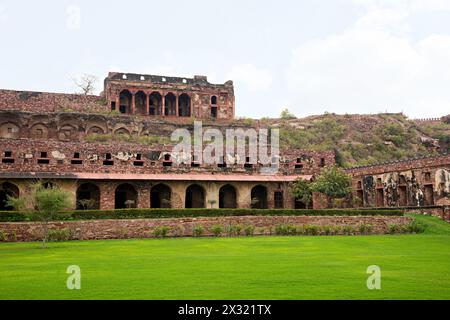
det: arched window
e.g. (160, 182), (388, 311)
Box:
(178, 94), (191, 117)
(211, 96), (218, 105)
(219, 184), (237, 208)
(251, 185), (268, 209)
(149, 92), (162, 116)
(135, 91), (147, 115)
(151, 184), (172, 208)
(0, 122), (20, 139)
(115, 184), (138, 209)
(0, 182), (19, 211)
(185, 184), (205, 208)
(119, 90), (132, 114)
(76, 183), (100, 210)
(164, 93), (176, 116)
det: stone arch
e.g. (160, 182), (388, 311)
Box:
(0, 122), (20, 139)
(251, 185), (268, 209)
(178, 93), (191, 117)
(149, 92), (162, 116)
(114, 127), (131, 137)
(0, 182), (19, 211)
(115, 183), (138, 209)
(76, 183), (100, 210)
(164, 93), (177, 116)
(87, 125), (106, 135)
(58, 124), (78, 141)
(135, 91), (147, 115)
(185, 184), (205, 208)
(219, 184), (237, 208)
(30, 123), (49, 139)
(119, 90), (132, 114)
(151, 184), (172, 208)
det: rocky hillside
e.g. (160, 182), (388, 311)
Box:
(263, 113), (450, 168)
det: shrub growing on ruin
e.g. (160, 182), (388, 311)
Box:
(192, 225), (204, 237)
(210, 225), (224, 237)
(6, 182), (71, 248)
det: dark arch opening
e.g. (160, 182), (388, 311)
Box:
(0, 182), (19, 211)
(211, 96), (218, 105)
(115, 184), (138, 209)
(149, 92), (162, 116)
(165, 93), (176, 116)
(135, 91), (147, 115)
(119, 90), (132, 114)
(76, 183), (100, 210)
(151, 184), (172, 208)
(185, 184), (205, 208)
(219, 184), (237, 208)
(251, 185), (268, 209)
(178, 94), (191, 117)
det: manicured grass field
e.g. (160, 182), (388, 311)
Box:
(0, 215), (449, 300)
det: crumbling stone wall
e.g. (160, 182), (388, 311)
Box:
(0, 215), (412, 242)
(349, 154), (450, 207)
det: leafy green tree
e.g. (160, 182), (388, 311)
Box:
(280, 108), (296, 120)
(311, 166), (351, 208)
(6, 182), (72, 248)
(290, 179), (313, 209)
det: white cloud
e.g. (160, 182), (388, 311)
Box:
(226, 64), (272, 92)
(286, 2), (450, 118)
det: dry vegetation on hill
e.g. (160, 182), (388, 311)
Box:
(265, 113), (450, 168)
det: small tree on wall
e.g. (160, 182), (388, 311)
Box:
(73, 74), (98, 95)
(290, 179), (313, 209)
(311, 166), (352, 208)
(6, 182), (72, 248)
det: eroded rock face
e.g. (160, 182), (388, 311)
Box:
(435, 169), (450, 197)
(383, 173), (399, 207)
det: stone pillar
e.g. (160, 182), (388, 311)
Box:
(115, 96), (120, 111)
(146, 93), (150, 115)
(237, 183), (252, 209)
(205, 182), (220, 209)
(137, 183), (150, 209)
(161, 93), (166, 117)
(131, 93), (136, 114)
(176, 94), (179, 117)
(99, 182), (115, 210)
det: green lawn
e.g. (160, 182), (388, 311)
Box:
(0, 214), (449, 300)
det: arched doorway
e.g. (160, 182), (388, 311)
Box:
(164, 93), (176, 116)
(151, 184), (172, 208)
(149, 92), (162, 115)
(115, 184), (138, 209)
(0, 182), (19, 211)
(185, 184), (205, 208)
(219, 184), (237, 208)
(178, 94), (191, 117)
(119, 90), (132, 114)
(135, 91), (147, 115)
(251, 185), (268, 209)
(76, 183), (100, 210)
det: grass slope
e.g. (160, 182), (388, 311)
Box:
(0, 215), (449, 300)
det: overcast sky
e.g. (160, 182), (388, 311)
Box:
(0, 0), (449, 118)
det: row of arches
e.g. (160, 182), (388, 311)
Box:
(75, 183), (270, 210)
(118, 90), (192, 117)
(1, 182), (272, 211)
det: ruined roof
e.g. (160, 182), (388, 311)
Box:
(106, 72), (233, 87)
